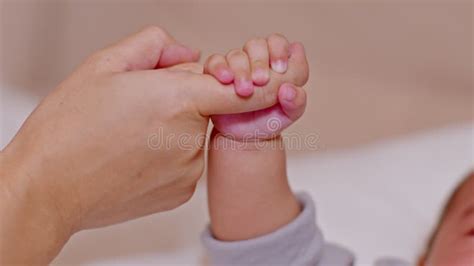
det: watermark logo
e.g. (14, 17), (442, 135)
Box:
(266, 117), (282, 133)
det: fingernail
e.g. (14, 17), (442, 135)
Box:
(283, 84), (296, 101)
(236, 78), (254, 97)
(271, 60), (288, 73)
(252, 68), (269, 85)
(219, 68), (234, 84)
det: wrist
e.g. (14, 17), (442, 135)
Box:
(0, 147), (73, 264)
(207, 131), (300, 241)
(210, 130), (284, 152)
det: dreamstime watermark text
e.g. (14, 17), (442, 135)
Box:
(147, 117), (319, 151)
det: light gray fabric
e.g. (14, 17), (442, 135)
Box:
(318, 243), (355, 266)
(201, 193), (354, 265)
(201, 192), (410, 266)
(374, 257), (411, 266)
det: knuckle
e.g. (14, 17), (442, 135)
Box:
(176, 159), (205, 186)
(178, 185), (197, 205)
(140, 25), (171, 45)
(268, 32), (287, 42)
(141, 25), (167, 38)
(207, 54), (225, 65)
(84, 50), (114, 73)
(161, 184), (196, 211)
(186, 162), (205, 183)
(175, 169), (200, 205)
(244, 37), (266, 50)
(226, 48), (244, 59)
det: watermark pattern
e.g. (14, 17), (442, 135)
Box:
(266, 117), (282, 133)
(147, 117), (319, 151)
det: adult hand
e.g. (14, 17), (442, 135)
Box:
(0, 26), (293, 264)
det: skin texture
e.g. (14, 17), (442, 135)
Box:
(207, 132), (301, 241)
(423, 173), (474, 266)
(0, 26), (299, 264)
(205, 35), (307, 240)
(204, 34), (309, 140)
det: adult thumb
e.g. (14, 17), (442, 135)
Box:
(189, 71), (294, 116)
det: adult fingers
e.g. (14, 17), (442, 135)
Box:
(88, 26), (198, 73)
(134, 63), (304, 117)
(167, 62), (204, 74)
(158, 43), (200, 68)
(188, 71), (285, 116)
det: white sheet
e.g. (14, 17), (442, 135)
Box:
(287, 123), (473, 264)
(1, 88), (472, 265)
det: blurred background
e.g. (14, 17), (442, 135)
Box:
(1, 0), (472, 151)
(0, 1), (472, 265)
